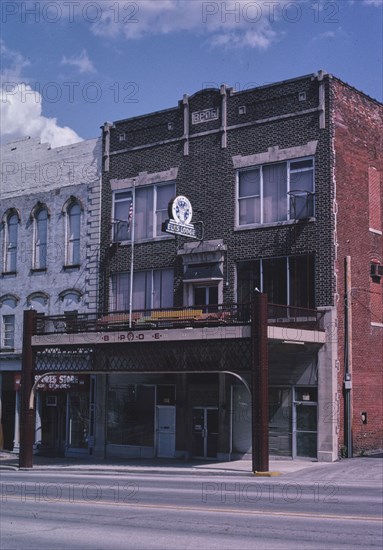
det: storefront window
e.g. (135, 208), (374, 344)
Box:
(107, 385), (155, 446)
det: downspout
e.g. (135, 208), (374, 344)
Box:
(344, 256), (353, 457)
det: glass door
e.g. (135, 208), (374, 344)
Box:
(67, 391), (89, 451)
(293, 387), (317, 458)
(193, 286), (218, 311)
(192, 407), (218, 458)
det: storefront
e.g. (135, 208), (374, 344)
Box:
(34, 374), (94, 457)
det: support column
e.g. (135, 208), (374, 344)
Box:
(13, 389), (20, 452)
(251, 293), (269, 473)
(19, 309), (37, 468)
(35, 392), (42, 451)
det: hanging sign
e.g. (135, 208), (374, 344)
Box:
(162, 196), (197, 238)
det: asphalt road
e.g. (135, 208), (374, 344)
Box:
(1, 468), (382, 550)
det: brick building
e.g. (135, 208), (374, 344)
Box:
(28, 70), (382, 463)
(0, 136), (101, 455)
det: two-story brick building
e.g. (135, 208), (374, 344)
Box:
(0, 136), (101, 455)
(27, 70), (382, 463)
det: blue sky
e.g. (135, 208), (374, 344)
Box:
(1, 0), (382, 147)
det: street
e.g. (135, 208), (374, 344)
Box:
(1, 464), (382, 550)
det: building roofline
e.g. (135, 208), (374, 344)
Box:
(330, 75), (382, 106)
(108, 70), (382, 128)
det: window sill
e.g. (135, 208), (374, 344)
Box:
(1, 271), (17, 276)
(63, 264), (81, 270)
(31, 268), (47, 273)
(235, 217), (316, 231)
(112, 235), (175, 246)
(371, 322), (383, 328)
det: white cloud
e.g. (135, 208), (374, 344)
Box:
(0, 43), (82, 148)
(0, 39), (31, 81)
(91, 0), (290, 49)
(0, 84), (83, 148)
(362, 0), (383, 7)
(61, 49), (96, 74)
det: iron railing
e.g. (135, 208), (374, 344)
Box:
(34, 303), (325, 336)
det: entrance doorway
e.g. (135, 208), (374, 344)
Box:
(191, 407), (218, 458)
(40, 393), (67, 455)
(67, 391), (90, 452)
(293, 387), (317, 458)
(193, 285), (218, 309)
(156, 406), (176, 457)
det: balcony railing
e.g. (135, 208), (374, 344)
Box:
(34, 303), (325, 336)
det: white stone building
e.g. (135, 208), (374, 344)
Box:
(0, 136), (101, 455)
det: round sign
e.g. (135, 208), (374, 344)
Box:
(171, 196), (193, 225)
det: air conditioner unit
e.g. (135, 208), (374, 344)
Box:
(370, 263), (383, 278)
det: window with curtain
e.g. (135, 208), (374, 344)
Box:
(237, 255), (314, 308)
(66, 202), (81, 265)
(112, 181), (175, 242)
(110, 269), (174, 312)
(33, 207), (48, 269)
(4, 212), (18, 273)
(238, 158), (314, 226)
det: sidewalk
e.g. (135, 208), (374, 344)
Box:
(0, 449), (341, 477)
(1, 450), (382, 480)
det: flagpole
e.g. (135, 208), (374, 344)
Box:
(129, 179), (136, 328)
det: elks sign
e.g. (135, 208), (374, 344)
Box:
(162, 196), (197, 239)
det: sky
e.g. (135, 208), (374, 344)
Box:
(0, 0), (382, 148)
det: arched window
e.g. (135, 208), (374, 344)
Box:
(66, 202), (81, 266)
(33, 206), (48, 269)
(4, 212), (19, 273)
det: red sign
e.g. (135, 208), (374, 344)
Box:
(14, 374), (21, 391)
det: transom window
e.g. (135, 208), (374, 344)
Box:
(113, 181), (175, 242)
(238, 158), (314, 226)
(110, 269), (174, 312)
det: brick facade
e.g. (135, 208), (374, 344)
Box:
(98, 71), (382, 459)
(331, 79), (383, 455)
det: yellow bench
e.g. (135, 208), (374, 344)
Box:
(149, 309), (203, 321)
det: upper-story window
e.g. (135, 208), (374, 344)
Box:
(237, 158), (314, 226)
(3, 211), (19, 273)
(33, 206), (48, 270)
(110, 268), (174, 312)
(237, 255), (315, 309)
(1, 314), (15, 350)
(113, 181), (175, 242)
(66, 202), (81, 266)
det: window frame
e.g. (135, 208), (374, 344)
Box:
(112, 181), (176, 243)
(65, 201), (81, 266)
(237, 157), (315, 228)
(236, 255), (315, 309)
(33, 206), (48, 270)
(3, 212), (18, 273)
(2, 314), (15, 350)
(110, 268), (174, 312)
